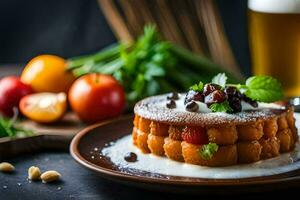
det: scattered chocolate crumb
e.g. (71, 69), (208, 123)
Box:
(185, 101), (199, 112)
(124, 152), (138, 162)
(167, 92), (179, 100)
(166, 100), (176, 109)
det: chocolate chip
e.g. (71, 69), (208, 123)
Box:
(185, 101), (199, 112)
(184, 90), (204, 105)
(167, 92), (179, 100)
(228, 97), (242, 112)
(166, 100), (176, 109)
(124, 152), (137, 162)
(242, 94), (258, 108)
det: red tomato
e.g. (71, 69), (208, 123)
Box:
(68, 74), (125, 123)
(0, 76), (33, 117)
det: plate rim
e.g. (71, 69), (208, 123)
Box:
(70, 115), (300, 187)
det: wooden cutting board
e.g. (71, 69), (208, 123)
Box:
(19, 112), (84, 136)
(0, 112), (86, 160)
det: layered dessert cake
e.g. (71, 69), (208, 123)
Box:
(131, 74), (298, 166)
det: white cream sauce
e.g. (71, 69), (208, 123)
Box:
(101, 114), (300, 179)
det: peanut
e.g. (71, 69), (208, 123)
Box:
(41, 170), (61, 183)
(0, 162), (15, 173)
(28, 166), (41, 181)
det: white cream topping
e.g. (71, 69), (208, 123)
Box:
(163, 93), (285, 113)
(101, 114), (300, 179)
(248, 0), (300, 13)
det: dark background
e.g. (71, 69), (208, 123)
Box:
(0, 0), (250, 75)
(0, 2), (298, 198)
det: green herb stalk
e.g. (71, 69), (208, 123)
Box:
(67, 26), (241, 107)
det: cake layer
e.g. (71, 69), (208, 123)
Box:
(132, 107), (298, 166)
(134, 107), (296, 144)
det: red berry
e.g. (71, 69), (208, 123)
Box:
(204, 90), (227, 106)
(182, 126), (208, 145)
(224, 86), (242, 99)
(184, 90), (204, 105)
(203, 83), (221, 96)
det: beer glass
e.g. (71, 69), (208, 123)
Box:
(248, 0), (300, 97)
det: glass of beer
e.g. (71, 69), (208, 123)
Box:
(248, 0), (300, 97)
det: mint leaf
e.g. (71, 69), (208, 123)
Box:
(212, 73), (227, 87)
(244, 76), (283, 103)
(190, 81), (204, 92)
(209, 101), (233, 113)
(199, 143), (219, 160)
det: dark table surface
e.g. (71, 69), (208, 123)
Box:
(1, 151), (299, 200)
(1, 151), (195, 200)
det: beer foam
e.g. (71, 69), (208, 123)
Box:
(249, 0), (300, 13)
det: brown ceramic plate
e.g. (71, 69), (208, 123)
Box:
(70, 115), (300, 194)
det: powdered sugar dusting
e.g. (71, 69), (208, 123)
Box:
(134, 94), (287, 126)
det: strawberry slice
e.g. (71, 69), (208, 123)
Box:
(182, 126), (208, 145)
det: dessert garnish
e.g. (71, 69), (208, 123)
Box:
(184, 90), (204, 105)
(199, 143), (219, 160)
(185, 101), (199, 112)
(124, 152), (138, 162)
(166, 99), (176, 109)
(182, 73), (283, 113)
(204, 90), (227, 107)
(203, 83), (221, 96)
(167, 92), (179, 100)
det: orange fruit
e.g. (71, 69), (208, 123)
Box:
(19, 92), (67, 123)
(21, 55), (75, 93)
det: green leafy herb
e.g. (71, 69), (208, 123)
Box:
(212, 73), (227, 87)
(0, 116), (33, 138)
(199, 143), (219, 160)
(209, 101), (233, 113)
(190, 81), (204, 92)
(211, 74), (283, 103)
(67, 25), (240, 108)
(238, 76), (283, 103)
